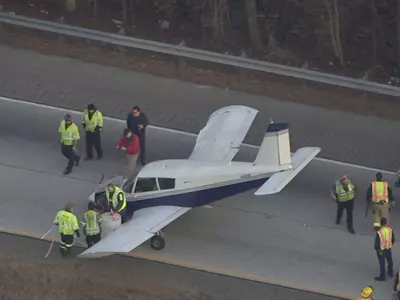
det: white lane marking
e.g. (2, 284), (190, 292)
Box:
(0, 95), (397, 175)
(202, 205), (213, 209)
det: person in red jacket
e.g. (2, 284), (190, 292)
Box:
(116, 129), (140, 173)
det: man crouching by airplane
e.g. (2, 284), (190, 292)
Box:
(105, 183), (129, 223)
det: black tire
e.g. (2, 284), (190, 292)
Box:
(150, 235), (165, 250)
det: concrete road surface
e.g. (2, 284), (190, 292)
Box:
(0, 233), (344, 300)
(0, 45), (400, 170)
(0, 98), (399, 299)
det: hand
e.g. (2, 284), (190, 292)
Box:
(121, 146), (127, 151)
(116, 146), (120, 149)
(138, 124), (144, 130)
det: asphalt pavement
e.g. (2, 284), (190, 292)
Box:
(0, 98), (400, 299)
(0, 45), (400, 170)
(0, 233), (345, 300)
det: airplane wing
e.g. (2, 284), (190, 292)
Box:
(188, 105), (258, 163)
(79, 206), (191, 258)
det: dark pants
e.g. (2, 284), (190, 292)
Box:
(336, 199), (354, 229)
(85, 131), (103, 158)
(138, 134), (146, 165)
(61, 144), (80, 172)
(377, 249), (393, 277)
(60, 234), (74, 257)
(119, 207), (129, 224)
(85, 233), (101, 248)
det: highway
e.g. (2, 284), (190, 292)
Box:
(1, 45), (400, 170)
(1, 97), (400, 299)
(0, 232), (344, 300)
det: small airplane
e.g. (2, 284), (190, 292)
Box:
(79, 105), (321, 258)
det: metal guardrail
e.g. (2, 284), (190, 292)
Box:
(1, 12), (400, 97)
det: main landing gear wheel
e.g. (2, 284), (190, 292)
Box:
(150, 233), (165, 250)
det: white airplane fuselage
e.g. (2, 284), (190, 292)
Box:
(119, 159), (291, 213)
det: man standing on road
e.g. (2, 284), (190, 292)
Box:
(58, 114), (81, 175)
(366, 172), (395, 230)
(374, 217), (395, 281)
(82, 202), (102, 248)
(82, 104), (103, 160)
(331, 175), (356, 234)
(127, 106), (148, 165)
(53, 202), (80, 258)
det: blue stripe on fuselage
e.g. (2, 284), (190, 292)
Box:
(126, 176), (269, 215)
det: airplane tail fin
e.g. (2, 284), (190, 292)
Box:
(254, 122), (291, 167)
(253, 121), (320, 195)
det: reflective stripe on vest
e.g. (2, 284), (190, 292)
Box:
(106, 187), (127, 212)
(59, 121), (79, 145)
(54, 211), (78, 235)
(371, 181), (388, 203)
(82, 110), (102, 132)
(84, 210), (101, 235)
(377, 226), (393, 250)
(335, 180), (355, 202)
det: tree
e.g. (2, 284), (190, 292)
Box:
(244, 0), (262, 51)
(324, 0), (343, 66)
(201, 0), (232, 41)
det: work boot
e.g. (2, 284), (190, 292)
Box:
(348, 228), (355, 234)
(63, 169), (71, 175)
(388, 271), (394, 277)
(374, 275), (385, 281)
(96, 155), (102, 160)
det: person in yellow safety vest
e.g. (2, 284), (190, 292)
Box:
(106, 183), (129, 224)
(331, 175), (356, 234)
(58, 114), (81, 175)
(53, 202), (80, 258)
(374, 218), (395, 281)
(366, 172), (395, 230)
(358, 285), (374, 299)
(82, 202), (102, 248)
(82, 104), (103, 161)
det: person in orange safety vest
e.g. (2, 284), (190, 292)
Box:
(374, 218), (395, 281)
(366, 172), (395, 230)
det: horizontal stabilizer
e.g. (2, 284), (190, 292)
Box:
(254, 147), (321, 195)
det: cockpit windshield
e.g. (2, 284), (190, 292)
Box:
(121, 170), (140, 193)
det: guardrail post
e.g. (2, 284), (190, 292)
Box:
(177, 57), (187, 77)
(117, 27), (126, 62)
(56, 17), (66, 50)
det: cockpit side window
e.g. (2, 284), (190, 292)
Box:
(134, 178), (159, 193)
(157, 178), (175, 190)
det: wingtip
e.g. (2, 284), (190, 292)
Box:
(254, 189), (279, 196)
